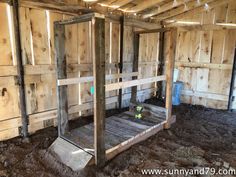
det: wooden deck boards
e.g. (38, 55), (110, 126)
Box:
(65, 111), (166, 155)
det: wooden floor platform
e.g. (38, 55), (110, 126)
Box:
(64, 111), (167, 156)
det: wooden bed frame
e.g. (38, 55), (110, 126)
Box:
(53, 12), (177, 168)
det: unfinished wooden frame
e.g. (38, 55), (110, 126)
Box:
(54, 13), (106, 166)
(55, 13), (177, 167)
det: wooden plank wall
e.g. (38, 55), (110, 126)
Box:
(0, 3), (158, 141)
(174, 1), (236, 109)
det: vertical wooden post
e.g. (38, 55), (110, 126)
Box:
(164, 28), (177, 129)
(228, 48), (236, 111)
(55, 24), (68, 136)
(118, 15), (124, 110)
(92, 16), (106, 167)
(156, 30), (165, 98)
(12, 0), (28, 138)
(131, 32), (139, 103)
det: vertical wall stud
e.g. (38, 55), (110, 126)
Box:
(55, 23), (68, 136)
(92, 16), (106, 167)
(131, 33), (139, 103)
(12, 0), (28, 138)
(156, 30), (165, 98)
(118, 15), (124, 110)
(164, 28), (177, 129)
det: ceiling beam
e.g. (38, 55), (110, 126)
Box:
(142, 0), (191, 19)
(0, 0), (92, 14)
(124, 0), (164, 13)
(110, 0), (134, 8)
(164, 0), (232, 21)
(153, 0), (213, 21)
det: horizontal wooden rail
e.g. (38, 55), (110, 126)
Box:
(105, 75), (166, 92)
(175, 62), (233, 70)
(57, 72), (139, 86)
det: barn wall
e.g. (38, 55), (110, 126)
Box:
(0, 3), (159, 141)
(173, 1), (236, 109)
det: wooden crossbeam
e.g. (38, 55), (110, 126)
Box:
(57, 72), (139, 86)
(124, 0), (164, 13)
(18, 0), (91, 14)
(164, 0), (232, 21)
(105, 75), (166, 92)
(153, 0), (213, 21)
(110, 0), (134, 8)
(175, 62), (233, 70)
(142, 0), (187, 19)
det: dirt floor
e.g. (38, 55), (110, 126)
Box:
(0, 99), (236, 177)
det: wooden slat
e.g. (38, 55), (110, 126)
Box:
(182, 90), (228, 101)
(105, 120), (165, 161)
(154, 0), (213, 21)
(175, 62), (233, 70)
(142, 0), (187, 19)
(105, 75), (166, 92)
(125, 0), (164, 13)
(164, 0), (231, 21)
(58, 72), (139, 86)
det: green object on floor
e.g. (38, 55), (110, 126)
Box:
(134, 105), (143, 119)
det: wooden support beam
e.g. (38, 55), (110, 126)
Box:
(228, 48), (236, 110)
(54, 24), (68, 136)
(163, 0), (231, 21)
(12, 0), (28, 138)
(106, 75), (166, 92)
(153, 0), (213, 21)
(125, 0), (164, 13)
(20, 0), (91, 14)
(118, 15), (124, 110)
(131, 33), (139, 103)
(175, 62), (233, 70)
(92, 16), (106, 167)
(164, 28), (177, 129)
(110, 0), (134, 8)
(142, 0), (187, 19)
(176, 24), (236, 31)
(156, 29), (164, 98)
(55, 13), (104, 26)
(135, 27), (170, 34)
(124, 18), (161, 30)
(57, 72), (139, 86)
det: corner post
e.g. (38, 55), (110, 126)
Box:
(12, 0), (28, 138)
(164, 28), (177, 129)
(54, 23), (68, 136)
(92, 16), (106, 167)
(131, 32), (140, 103)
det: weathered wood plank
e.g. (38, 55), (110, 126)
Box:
(55, 24), (68, 135)
(92, 16), (106, 167)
